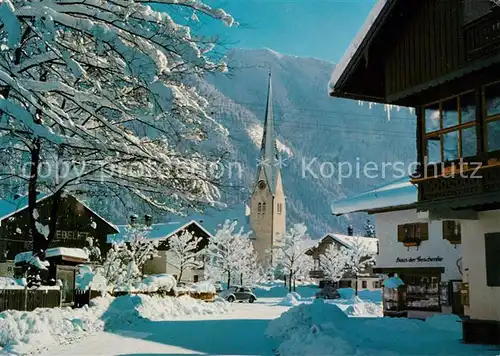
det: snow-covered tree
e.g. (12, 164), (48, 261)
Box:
(364, 219), (375, 237)
(274, 223), (312, 293)
(98, 223), (158, 290)
(345, 237), (376, 296)
(319, 245), (353, 284)
(167, 230), (203, 282)
(206, 220), (257, 288)
(0, 0), (234, 282)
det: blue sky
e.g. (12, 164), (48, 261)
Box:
(204, 0), (377, 63)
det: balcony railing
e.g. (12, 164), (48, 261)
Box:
(415, 163), (500, 203)
(464, 10), (500, 61)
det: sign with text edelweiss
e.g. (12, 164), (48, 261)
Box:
(396, 256), (443, 263)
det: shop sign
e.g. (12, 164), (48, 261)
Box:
(396, 256), (443, 263)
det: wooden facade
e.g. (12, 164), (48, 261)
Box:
(332, 0), (500, 210)
(0, 194), (118, 262)
(330, 0), (500, 344)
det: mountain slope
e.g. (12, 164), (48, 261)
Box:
(196, 48), (416, 237)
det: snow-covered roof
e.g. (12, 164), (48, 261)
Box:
(0, 193), (119, 233)
(0, 193), (49, 221)
(14, 247), (89, 264)
(108, 220), (213, 243)
(321, 233), (378, 255)
(331, 177), (417, 215)
(329, 0), (390, 94)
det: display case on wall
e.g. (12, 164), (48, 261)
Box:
(383, 284), (407, 317)
(404, 275), (441, 312)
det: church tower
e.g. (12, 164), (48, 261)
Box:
(249, 74), (286, 267)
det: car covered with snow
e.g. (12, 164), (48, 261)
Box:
(218, 285), (257, 303)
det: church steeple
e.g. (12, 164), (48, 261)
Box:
(259, 73), (280, 194)
(249, 73), (286, 268)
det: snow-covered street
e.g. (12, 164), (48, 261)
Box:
(43, 298), (289, 356)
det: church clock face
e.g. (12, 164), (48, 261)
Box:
(258, 180), (267, 190)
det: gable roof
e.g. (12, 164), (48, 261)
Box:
(0, 193), (119, 233)
(321, 233), (379, 255)
(108, 220), (213, 243)
(331, 177), (417, 215)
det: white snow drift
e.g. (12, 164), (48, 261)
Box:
(0, 294), (229, 354)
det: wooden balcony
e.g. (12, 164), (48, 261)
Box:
(464, 10), (500, 61)
(414, 162), (500, 208)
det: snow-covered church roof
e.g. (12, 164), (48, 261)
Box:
(332, 177), (417, 215)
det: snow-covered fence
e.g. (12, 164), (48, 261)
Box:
(0, 288), (61, 312)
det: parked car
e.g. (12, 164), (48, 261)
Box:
(218, 286), (257, 303)
(315, 285), (341, 300)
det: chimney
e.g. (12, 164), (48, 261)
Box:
(129, 214), (138, 225)
(347, 225), (353, 236)
(145, 214), (152, 226)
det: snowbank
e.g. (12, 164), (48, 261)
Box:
(268, 301), (487, 356)
(0, 294), (229, 354)
(136, 274), (176, 293)
(425, 314), (462, 333)
(343, 299), (383, 318)
(267, 299), (347, 341)
(192, 281), (216, 294)
(254, 282), (318, 298)
(278, 293), (300, 306)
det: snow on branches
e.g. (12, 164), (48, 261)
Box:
(319, 245), (352, 283)
(98, 224), (158, 291)
(167, 230), (203, 282)
(274, 223), (314, 292)
(206, 220), (259, 287)
(0, 0), (234, 274)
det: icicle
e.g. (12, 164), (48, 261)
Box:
(384, 104), (393, 121)
(358, 100), (363, 106)
(368, 102), (374, 110)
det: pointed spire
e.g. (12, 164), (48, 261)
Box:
(259, 72), (280, 194)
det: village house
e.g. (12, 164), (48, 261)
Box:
(306, 233), (381, 291)
(332, 178), (463, 319)
(0, 193), (119, 277)
(329, 0), (500, 343)
(110, 219), (213, 283)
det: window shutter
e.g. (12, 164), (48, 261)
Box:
(485, 233), (500, 287)
(443, 221), (461, 244)
(397, 225), (405, 242)
(419, 223), (429, 241)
